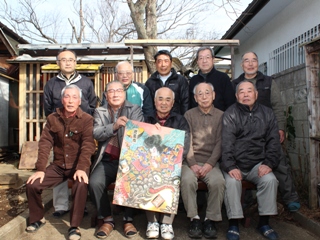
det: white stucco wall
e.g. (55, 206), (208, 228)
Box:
(0, 77), (9, 147)
(233, 0), (320, 77)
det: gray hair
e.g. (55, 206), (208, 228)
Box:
(193, 82), (214, 95)
(115, 61), (134, 72)
(61, 84), (82, 99)
(235, 80), (257, 93)
(155, 87), (175, 100)
(196, 47), (214, 60)
(241, 51), (259, 62)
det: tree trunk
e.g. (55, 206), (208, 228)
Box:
(127, 0), (158, 74)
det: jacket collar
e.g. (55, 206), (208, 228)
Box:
(56, 107), (83, 118)
(236, 101), (259, 112)
(236, 71), (265, 82)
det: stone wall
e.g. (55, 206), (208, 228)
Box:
(273, 64), (309, 197)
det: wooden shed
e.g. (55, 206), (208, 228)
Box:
(7, 43), (148, 151)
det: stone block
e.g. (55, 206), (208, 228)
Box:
(284, 88), (294, 105)
(294, 121), (309, 139)
(291, 103), (308, 121)
(0, 173), (18, 184)
(294, 86), (308, 104)
(294, 68), (307, 87)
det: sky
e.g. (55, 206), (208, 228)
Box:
(3, 0), (253, 43)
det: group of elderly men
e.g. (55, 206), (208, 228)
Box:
(24, 48), (299, 240)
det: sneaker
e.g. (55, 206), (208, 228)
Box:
(146, 222), (159, 239)
(188, 219), (202, 239)
(203, 219), (217, 239)
(160, 224), (174, 240)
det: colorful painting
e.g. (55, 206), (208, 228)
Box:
(112, 120), (185, 214)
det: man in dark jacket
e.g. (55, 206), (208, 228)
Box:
(232, 51), (300, 212)
(189, 47), (236, 111)
(145, 50), (189, 115)
(43, 49), (97, 218)
(221, 81), (281, 240)
(144, 87), (190, 240)
(25, 84), (96, 239)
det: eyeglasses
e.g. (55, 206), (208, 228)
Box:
(107, 88), (125, 94)
(198, 56), (212, 62)
(58, 58), (76, 63)
(117, 71), (133, 76)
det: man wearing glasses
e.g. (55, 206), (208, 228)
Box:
(189, 47), (236, 111)
(145, 50), (189, 115)
(43, 49), (97, 218)
(101, 61), (154, 116)
(89, 80), (144, 239)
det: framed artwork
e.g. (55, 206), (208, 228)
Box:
(112, 120), (185, 214)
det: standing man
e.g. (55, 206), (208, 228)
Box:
(116, 61), (153, 116)
(182, 82), (225, 239)
(232, 51), (300, 212)
(89, 81), (144, 239)
(144, 87), (190, 240)
(43, 49), (97, 217)
(189, 46), (236, 111)
(145, 50), (189, 115)
(25, 84), (96, 240)
(221, 81), (280, 240)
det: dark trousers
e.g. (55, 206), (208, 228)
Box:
(26, 163), (88, 227)
(89, 156), (133, 219)
(274, 151), (300, 204)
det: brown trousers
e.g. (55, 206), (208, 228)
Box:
(26, 163), (88, 227)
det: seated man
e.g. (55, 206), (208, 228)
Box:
(144, 87), (190, 240)
(25, 84), (96, 240)
(221, 80), (281, 240)
(182, 82), (225, 239)
(89, 80), (144, 239)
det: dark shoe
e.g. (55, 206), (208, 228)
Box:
(83, 206), (88, 217)
(52, 210), (69, 218)
(188, 219), (202, 239)
(202, 220), (217, 239)
(226, 226), (239, 240)
(258, 225), (279, 240)
(287, 202), (300, 212)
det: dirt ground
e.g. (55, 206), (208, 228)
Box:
(0, 186), (28, 227)
(1, 157), (320, 229)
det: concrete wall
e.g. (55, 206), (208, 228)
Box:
(273, 64), (309, 184)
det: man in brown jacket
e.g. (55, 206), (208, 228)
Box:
(25, 84), (96, 240)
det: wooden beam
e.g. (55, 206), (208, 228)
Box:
(125, 39), (240, 47)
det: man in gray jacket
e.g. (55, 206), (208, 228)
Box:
(89, 80), (144, 239)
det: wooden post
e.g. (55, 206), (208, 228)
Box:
(305, 41), (320, 208)
(230, 46), (235, 80)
